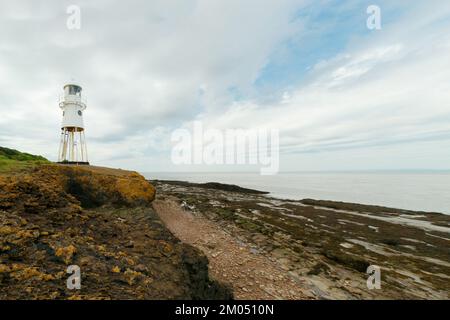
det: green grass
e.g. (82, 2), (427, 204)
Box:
(0, 146), (49, 172)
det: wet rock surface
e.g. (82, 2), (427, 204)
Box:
(152, 180), (269, 195)
(151, 180), (450, 300)
(0, 165), (232, 300)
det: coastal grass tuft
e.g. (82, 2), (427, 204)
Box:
(0, 146), (49, 173)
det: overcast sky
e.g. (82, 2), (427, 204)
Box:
(1, 0), (449, 173)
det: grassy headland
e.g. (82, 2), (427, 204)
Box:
(0, 147), (49, 173)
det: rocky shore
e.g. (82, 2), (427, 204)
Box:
(151, 179), (450, 300)
(0, 145), (448, 300)
(0, 164), (231, 299)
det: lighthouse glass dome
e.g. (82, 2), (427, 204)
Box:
(65, 84), (82, 96)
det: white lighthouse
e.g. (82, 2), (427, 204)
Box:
(57, 83), (89, 164)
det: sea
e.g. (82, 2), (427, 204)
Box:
(142, 171), (450, 215)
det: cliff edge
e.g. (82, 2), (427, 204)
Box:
(0, 151), (232, 300)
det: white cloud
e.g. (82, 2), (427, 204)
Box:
(183, 2), (450, 171)
(0, 0), (308, 162)
(0, 1), (449, 172)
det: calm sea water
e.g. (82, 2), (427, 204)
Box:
(142, 172), (450, 215)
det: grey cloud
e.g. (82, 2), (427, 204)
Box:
(1, 1), (449, 172)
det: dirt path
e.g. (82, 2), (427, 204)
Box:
(153, 198), (311, 300)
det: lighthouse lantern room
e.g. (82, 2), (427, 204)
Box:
(57, 83), (89, 164)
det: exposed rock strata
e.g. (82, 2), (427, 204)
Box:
(0, 165), (232, 300)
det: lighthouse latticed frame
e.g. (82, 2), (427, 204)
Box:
(58, 84), (89, 164)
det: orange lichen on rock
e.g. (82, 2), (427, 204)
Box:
(0, 164), (155, 211)
(2, 264), (55, 282)
(123, 268), (143, 285)
(116, 175), (156, 204)
(54, 245), (77, 264)
(43, 164), (156, 207)
(111, 266), (121, 273)
(0, 169), (77, 213)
